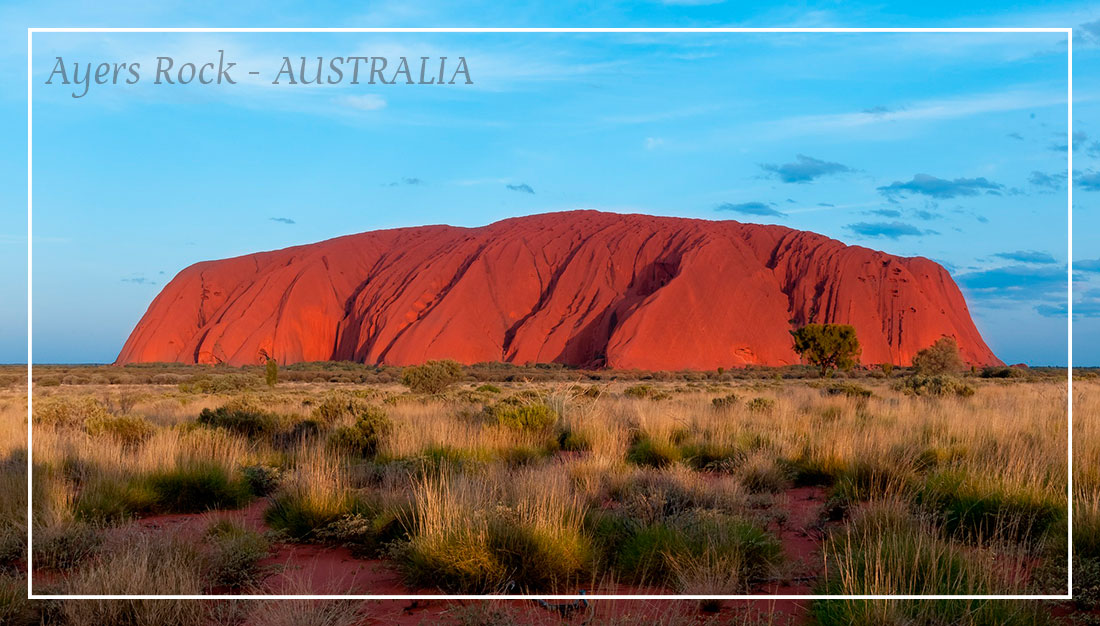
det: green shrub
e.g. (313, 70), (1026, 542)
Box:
(145, 463), (252, 514)
(623, 384), (669, 400)
(33, 396), (109, 428)
(491, 402), (558, 431)
(603, 469), (744, 524)
(264, 493), (371, 541)
(980, 366), (1026, 379)
(311, 392), (371, 423)
(895, 374), (975, 397)
(500, 444), (554, 467)
(197, 399), (281, 437)
(578, 385), (602, 399)
(399, 445), (496, 478)
(316, 506), (412, 558)
(279, 418), (322, 446)
(584, 508), (636, 565)
(814, 505), (1047, 625)
(84, 414), (155, 446)
(911, 336), (964, 375)
(681, 441), (743, 472)
(782, 455), (836, 487)
(74, 479), (158, 522)
(240, 464), (282, 497)
(396, 508), (592, 593)
(627, 437), (682, 468)
(557, 427), (591, 452)
(739, 458), (787, 494)
(822, 460), (914, 520)
(32, 522), (103, 570)
(790, 323), (861, 376)
(178, 373), (255, 394)
(824, 382), (872, 399)
(204, 520), (271, 588)
(264, 358), (278, 388)
(746, 397), (776, 413)
(326, 406), (391, 457)
(401, 360), (464, 394)
(614, 521), (679, 582)
(475, 384), (502, 394)
(615, 511), (781, 588)
(917, 471), (1062, 545)
(711, 393), (738, 409)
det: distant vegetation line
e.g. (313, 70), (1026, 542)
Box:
(6, 361), (1082, 390)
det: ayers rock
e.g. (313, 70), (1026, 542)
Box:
(117, 210), (1000, 370)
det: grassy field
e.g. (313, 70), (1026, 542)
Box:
(0, 362), (1094, 625)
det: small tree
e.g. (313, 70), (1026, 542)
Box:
(911, 337), (964, 375)
(400, 360), (464, 394)
(264, 358), (278, 388)
(790, 324), (861, 377)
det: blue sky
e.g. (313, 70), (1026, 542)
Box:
(0, 1), (1097, 366)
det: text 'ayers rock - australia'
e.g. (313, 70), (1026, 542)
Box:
(117, 211), (1000, 370)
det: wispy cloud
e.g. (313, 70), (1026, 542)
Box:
(1029, 170), (1066, 190)
(772, 88), (1065, 136)
(760, 154), (853, 183)
(1077, 259), (1100, 273)
(845, 221), (929, 239)
(716, 201), (785, 217)
(121, 276), (156, 285)
(269, 217), (296, 224)
(957, 264), (1067, 305)
(1077, 170), (1100, 191)
(911, 209), (942, 221)
(992, 250), (1058, 264)
(387, 177), (423, 187)
(506, 183), (535, 194)
(1074, 18), (1100, 45)
(878, 174), (1003, 199)
(1037, 291), (1100, 318)
(862, 105), (894, 115)
(338, 94), (387, 111)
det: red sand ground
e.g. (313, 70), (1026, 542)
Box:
(116, 210), (999, 370)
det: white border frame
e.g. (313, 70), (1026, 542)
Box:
(23, 24), (1073, 598)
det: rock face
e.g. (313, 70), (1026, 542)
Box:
(116, 211), (1000, 369)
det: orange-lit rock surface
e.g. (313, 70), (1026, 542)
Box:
(116, 211), (1000, 369)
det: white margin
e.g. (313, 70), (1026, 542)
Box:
(26, 26), (1076, 602)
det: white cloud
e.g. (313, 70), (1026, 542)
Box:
(769, 87), (1068, 137)
(644, 137), (664, 149)
(339, 93), (387, 111)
